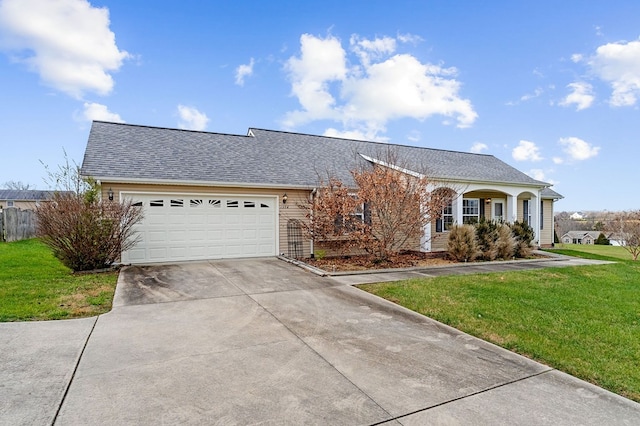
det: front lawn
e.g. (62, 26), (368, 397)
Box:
(359, 246), (640, 402)
(0, 239), (118, 321)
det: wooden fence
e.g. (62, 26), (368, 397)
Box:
(0, 207), (37, 242)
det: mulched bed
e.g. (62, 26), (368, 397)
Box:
(303, 251), (454, 272)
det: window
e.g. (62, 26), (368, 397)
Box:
(462, 199), (479, 224)
(227, 200), (239, 208)
(7, 200), (14, 207)
(150, 200), (164, 207)
(523, 200), (531, 225)
(170, 199), (184, 207)
(540, 200), (544, 230)
(436, 202), (453, 232)
(209, 199), (221, 207)
(190, 199), (203, 207)
(244, 201), (255, 208)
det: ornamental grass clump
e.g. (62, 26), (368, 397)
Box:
(447, 224), (480, 262)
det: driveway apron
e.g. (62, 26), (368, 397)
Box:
(47, 258), (640, 425)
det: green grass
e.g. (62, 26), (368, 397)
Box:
(359, 245), (640, 402)
(0, 239), (118, 322)
(552, 243), (634, 261)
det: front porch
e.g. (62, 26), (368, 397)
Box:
(425, 185), (552, 252)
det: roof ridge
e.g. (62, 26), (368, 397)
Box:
(92, 121), (252, 139)
(247, 127), (496, 158)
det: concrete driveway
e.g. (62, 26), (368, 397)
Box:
(2, 258), (639, 425)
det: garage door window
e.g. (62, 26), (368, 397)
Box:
(227, 200), (239, 208)
(209, 199), (221, 207)
(170, 199), (184, 207)
(190, 199), (203, 207)
(150, 200), (164, 207)
(244, 201), (255, 208)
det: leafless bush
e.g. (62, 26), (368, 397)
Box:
(37, 192), (143, 271)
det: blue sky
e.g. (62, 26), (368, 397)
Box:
(1, 0), (639, 212)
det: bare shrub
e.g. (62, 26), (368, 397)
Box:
(37, 153), (143, 271)
(37, 192), (143, 271)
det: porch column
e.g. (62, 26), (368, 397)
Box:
(454, 191), (464, 225)
(507, 194), (516, 222)
(530, 193), (539, 245)
(421, 222), (431, 252)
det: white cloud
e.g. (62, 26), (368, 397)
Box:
(406, 130), (421, 143)
(571, 53), (583, 63)
(470, 142), (488, 153)
(350, 34), (396, 66)
(558, 137), (600, 161)
(81, 102), (124, 123)
(323, 127), (385, 141)
(283, 33), (477, 140)
(397, 32), (423, 44)
(527, 169), (556, 185)
(235, 57), (255, 86)
(527, 169), (546, 181)
(283, 34), (346, 127)
(0, 0), (130, 99)
(588, 38), (640, 107)
(559, 82), (594, 110)
(177, 105), (209, 131)
(552, 157), (564, 165)
(520, 87), (543, 102)
(512, 140), (543, 162)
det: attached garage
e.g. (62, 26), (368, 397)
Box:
(122, 193), (277, 264)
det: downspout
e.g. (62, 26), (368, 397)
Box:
(309, 188), (317, 258)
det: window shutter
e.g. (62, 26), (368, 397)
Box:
(364, 202), (372, 226)
(436, 218), (443, 233)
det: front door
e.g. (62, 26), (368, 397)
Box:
(492, 199), (505, 222)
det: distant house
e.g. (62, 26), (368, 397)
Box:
(561, 230), (602, 245)
(0, 190), (56, 211)
(570, 212), (584, 220)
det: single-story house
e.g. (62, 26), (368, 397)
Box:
(81, 121), (563, 264)
(561, 230), (603, 245)
(0, 190), (56, 211)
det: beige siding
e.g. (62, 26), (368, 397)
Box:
(539, 199), (555, 247)
(101, 182), (312, 258)
(0, 200), (40, 210)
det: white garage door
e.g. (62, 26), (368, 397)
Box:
(122, 193), (277, 264)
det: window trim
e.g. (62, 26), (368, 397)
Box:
(462, 198), (480, 225)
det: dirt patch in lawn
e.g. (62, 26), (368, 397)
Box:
(304, 251), (454, 272)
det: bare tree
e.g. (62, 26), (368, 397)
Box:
(300, 148), (453, 262)
(3, 180), (31, 190)
(605, 210), (640, 261)
(298, 177), (360, 257)
(351, 160), (450, 261)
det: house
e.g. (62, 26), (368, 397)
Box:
(0, 190), (56, 211)
(561, 230), (602, 245)
(81, 121), (563, 264)
(570, 212), (585, 220)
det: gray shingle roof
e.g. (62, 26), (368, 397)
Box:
(81, 121), (553, 190)
(0, 190), (56, 201)
(541, 187), (563, 199)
